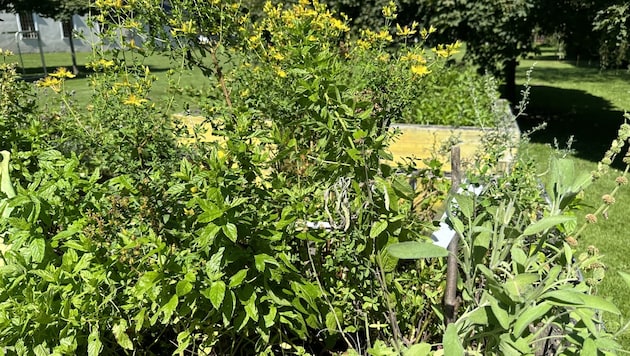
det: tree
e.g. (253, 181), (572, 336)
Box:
(321, 0), (538, 103)
(3, 0), (90, 74)
(593, 2), (630, 68)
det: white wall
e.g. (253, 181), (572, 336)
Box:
(0, 12), (98, 54)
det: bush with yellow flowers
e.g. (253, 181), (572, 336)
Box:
(2, 0), (628, 355)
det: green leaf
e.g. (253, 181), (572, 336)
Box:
(161, 294), (179, 322)
(578, 294), (621, 315)
(30, 238), (45, 263)
(197, 224), (221, 248)
(73, 253), (93, 273)
(201, 281), (225, 310)
(112, 320), (134, 350)
(580, 337), (597, 356)
(455, 194), (474, 219)
(443, 323), (464, 356)
(404, 343), (432, 356)
(174, 330), (191, 355)
(176, 280), (193, 297)
(512, 302), (552, 337)
(504, 273), (538, 299)
(387, 241), (449, 259)
(326, 308), (342, 332)
(261, 304), (276, 329)
(222, 223), (238, 242)
(87, 327), (103, 356)
(254, 253), (279, 272)
(244, 293), (259, 322)
(135, 271), (161, 296)
(392, 175), (415, 200)
(488, 296), (510, 330)
(370, 220), (388, 238)
(523, 215), (575, 236)
(229, 269), (248, 288)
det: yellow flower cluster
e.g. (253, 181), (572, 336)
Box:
(94, 0), (132, 10)
(49, 67), (76, 79)
(396, 22), (418, 37)
(382, 1), (397, 20)
(37, 67), (76, 93)
(432, 41), (462, 58)
(123, 93), (148, 107)
(356, 29), (393, 50)
(87, 58), (115, 71)
(420, 25), (437, 40)
(0, 48), (14, 56)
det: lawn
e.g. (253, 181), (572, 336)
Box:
(516, 52), (630, 348)
(15, 51), (208, 114)
(14, 50), (630, 349)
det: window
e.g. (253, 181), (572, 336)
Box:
(62, 19), (74, 38)
(17, 12), (37, 39)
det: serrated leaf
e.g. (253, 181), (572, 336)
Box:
(443, 323), (464, 356)
(370, 220), (388, 238)
(30, 238), (45, 263)
(73, 253), (93, 273)
(205, 280), (226, 310)
(112, 320), (134, 350)
(197, 224), (221, 248)
(176, 280), (193, 296)
(387, 241), (448, 259)
(523, 215), (575, 236)
(222, 223), (238, 242)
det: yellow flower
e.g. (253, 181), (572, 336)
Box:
(420, 25), (437, 39)
(382, 1), (397, 20)
(401, 52), (426, 63)
(36, 76), (62, 92)
(396, 24), (416, 37)
(172, 20), (196, 35)
(49, 67), (76, 79)
(276, 67), (287, 78)
(432, 41), (461, 58)
(123, 94), (148, 107)
(411, 65), (431, 77)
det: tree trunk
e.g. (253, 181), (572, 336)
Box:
(503, 58), (517, 104)
(68, 17), (79, 75)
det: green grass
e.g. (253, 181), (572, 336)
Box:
(15, 51), (209, 114)
(517, 52), (630, 349)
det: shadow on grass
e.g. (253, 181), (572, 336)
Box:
(18, 64), (172, 81)
(516, 85), (625, 165)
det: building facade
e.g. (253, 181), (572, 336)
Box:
(0, 12), (97, 54)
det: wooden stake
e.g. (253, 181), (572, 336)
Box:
(444, 146), (461, 325)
